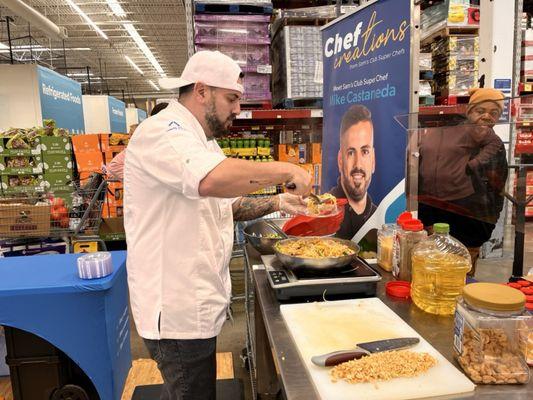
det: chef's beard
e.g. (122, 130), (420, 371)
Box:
(205, 101), (235, 139)
(341, 167), (370, 202)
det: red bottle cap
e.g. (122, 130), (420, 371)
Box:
(386, 281), (411, 299)
(507, 282), (521, 289)
(396, 211), (412, 225)
(517, 280), (531, 287)
(525, 295), (533, 302)
(525, 302), (533, 311)
(402, 219), (424, 232)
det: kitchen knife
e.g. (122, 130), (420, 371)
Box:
(311, 337), (420, 367)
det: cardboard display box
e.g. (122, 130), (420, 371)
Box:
(0, 203), (50, 237)
(276, 144), (299, 164)
(36, 154), (74, 174)
(75, 151), (104, 173)
(0, 175), (44, 195)
(0, 137), (40, 157)
(36, 136), (72, 155)
(0, 155), (43, 175)
(71, 134), (101, 153)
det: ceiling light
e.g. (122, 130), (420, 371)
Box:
(65, 0), (108, 40)
(106, 0), (127, 18)
(123, 23), (165, 77)
(0, 43), (9, 50)
(0, 46), (91, 53)
(67, 72), (94, 77)
(125, 55), (144, 75)
(148, 79), (160, 91)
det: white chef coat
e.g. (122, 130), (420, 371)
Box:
(123, 99), (234, 340)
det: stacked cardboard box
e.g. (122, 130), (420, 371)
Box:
(194, 13), (271, 102)
(98, 133), (127, 218)
(0, 137), (43, 195)
(522, 29), (533, 80)
(276, 142), (322, 189)
(271, 24), (322, 106)
(71, 135), (104, 182)
(433, 34), (479, 97)
(36, 136), (75, 200)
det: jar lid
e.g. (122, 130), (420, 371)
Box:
(396, 211), (412, 225)
(403, 219), (424, 231)
(463, 282), (526, 312)
(433, 223), (449, 234)
(386, 281), (411, 299)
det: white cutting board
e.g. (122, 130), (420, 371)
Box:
(280, 298), (475, 400)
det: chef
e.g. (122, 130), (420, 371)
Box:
(124, 50), (312, 399)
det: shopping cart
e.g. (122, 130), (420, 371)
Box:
(0, 173), (108, 252)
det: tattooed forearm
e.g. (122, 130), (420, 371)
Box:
(232, 196), (279, 221)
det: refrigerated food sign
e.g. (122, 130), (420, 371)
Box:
(108, 96), (127, 133)
(137, 109), (147, 122)
(37, 66), (85, 133)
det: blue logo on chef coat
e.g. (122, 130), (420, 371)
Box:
(167, 121), (183, 132)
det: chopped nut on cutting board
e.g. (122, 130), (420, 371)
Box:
(330, 350), (437, 384)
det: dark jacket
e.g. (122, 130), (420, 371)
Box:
(418, 124), (505, 201)
(330, 182), (377, 240)
(417, 123), (507, 223)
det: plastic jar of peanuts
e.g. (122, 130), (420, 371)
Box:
(454, 282), (531, 385)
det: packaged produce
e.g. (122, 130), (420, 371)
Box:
(393, 219), (427, 282)
(411, 223), (471, 315)
(454, 283), (531, 384)
(5, 156), (31, 168)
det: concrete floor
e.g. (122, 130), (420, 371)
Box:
(128, 223), (533, 400)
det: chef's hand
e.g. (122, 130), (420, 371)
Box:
(285, 164), (312, 196)
(278, 193), (307, 215)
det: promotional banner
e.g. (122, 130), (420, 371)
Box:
(321, 0), (412, 244)
(37, 66), (85, 133)
(108, 96), (127, 133)
(137, 109), (147, 123)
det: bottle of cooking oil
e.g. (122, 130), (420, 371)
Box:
(411, 223), (471, 315)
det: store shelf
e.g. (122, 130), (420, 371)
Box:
(519, 82), (533, 92)
(420, 21), (479, 46)
(237, 108), (322, 120)
(419, 105), (466, 115)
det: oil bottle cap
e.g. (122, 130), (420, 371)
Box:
(402, 219), (424, 231)
(433, 223), (450, 234)
(463, 282), (526, 312)
(386, 281), (411, 299)
(396, 211), (412, 225)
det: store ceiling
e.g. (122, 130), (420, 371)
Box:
(0, 1), (358, 100)
(0, 0), (189, 98)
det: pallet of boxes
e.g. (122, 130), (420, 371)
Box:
(100, 132), (128, 220)
(193, 0), (273, 107)
(433, 34), (479, 104)
(36, 131), (75, 231)
(0, 127), (49, 238)
(71, 133), (128, 242)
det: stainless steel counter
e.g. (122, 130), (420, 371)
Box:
(244, 245), (532, 400)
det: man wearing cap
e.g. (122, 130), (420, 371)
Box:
(124, 51), (312, 399)
(418, 88), (508, 275)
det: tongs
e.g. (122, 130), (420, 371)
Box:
(284, 182), (322, 204)
(308, 193), (323, 204)
(263, 219), (288, 239)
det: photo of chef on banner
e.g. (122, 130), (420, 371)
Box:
(329, 105), (377, 240)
